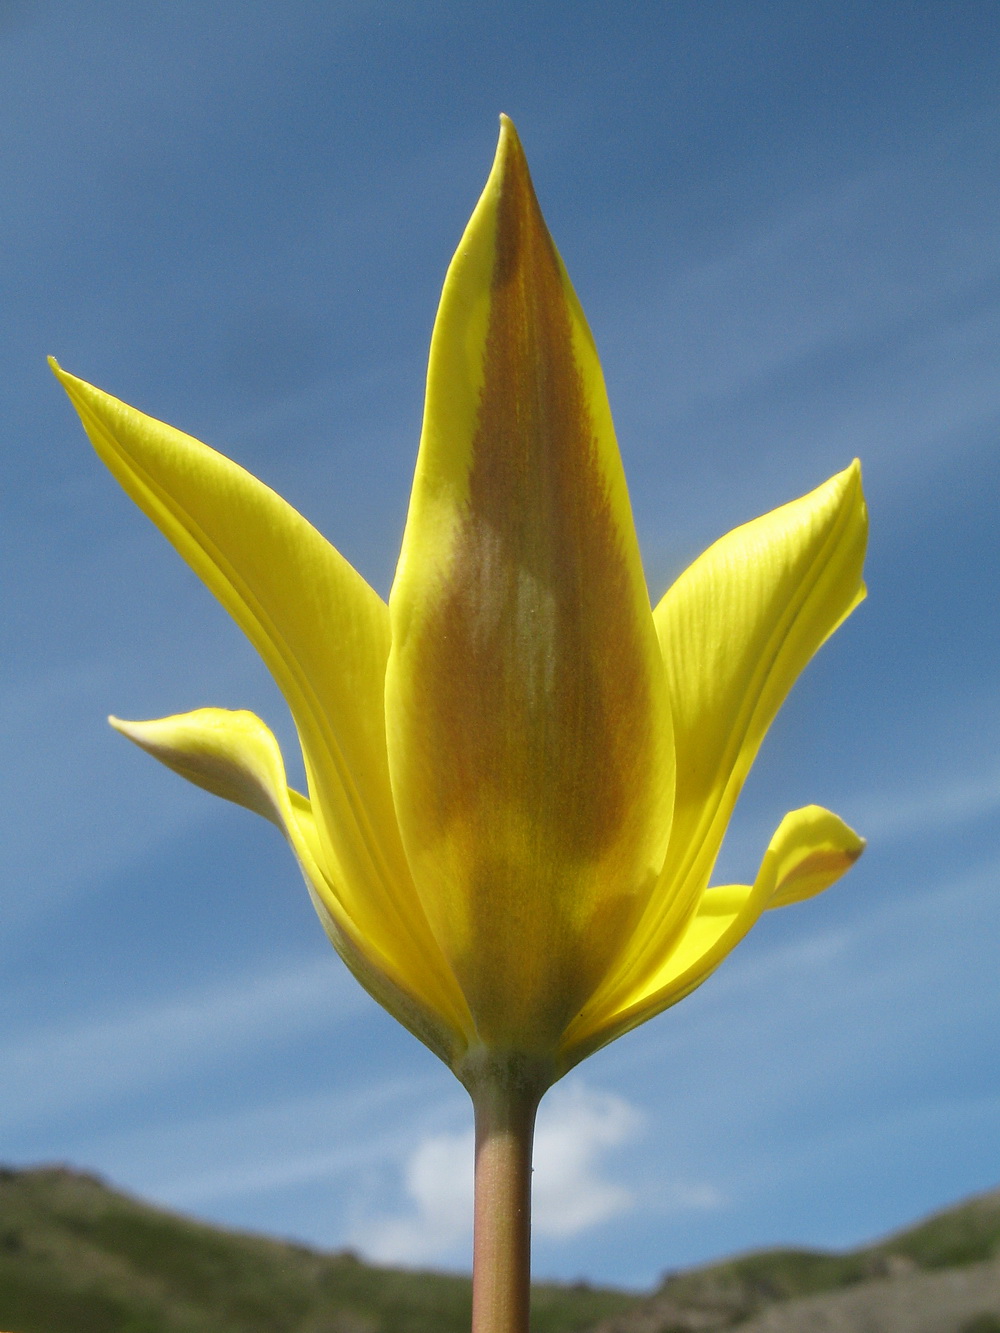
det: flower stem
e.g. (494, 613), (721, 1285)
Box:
(468, 1060), (545, 1333)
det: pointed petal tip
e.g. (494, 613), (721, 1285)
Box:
(108, 714), (142, 741)
(837, 455), (865, 498)
(49, 357), (85, 401)
(104, 707), (292, 828)
(108, 711), (188, 754)
(488, 113), (531, 203)
(496, 112), (519, 143)
(495, 114), (526, 165)
(48, 357), (84, 392)
(49, 358), (92, 409)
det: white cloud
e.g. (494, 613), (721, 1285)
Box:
(532, 1083), (640, 1237)
(359, 1124), (474, 1264)
(355, 1081), (641, 1266)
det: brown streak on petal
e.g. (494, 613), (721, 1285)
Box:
(427, 134), (648, 850)
(788, 847), (862, 881)
(405, 127), (655, 1040)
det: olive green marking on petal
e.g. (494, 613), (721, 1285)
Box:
(417, 127), (653, 863)
(386, 121), (672, 1054)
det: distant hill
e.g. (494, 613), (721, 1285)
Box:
(0, 1164), (640, 1333)
(2, 1164), (1000, 1332)
(591, 1184), (1000, 1333)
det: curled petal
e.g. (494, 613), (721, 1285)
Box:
(111, 709), (468, 1064)
(562, 805), (864, 1066)
(109, 709), (292, 828)
(385, 118), (674, 1053)
(764, 804), (866, 909)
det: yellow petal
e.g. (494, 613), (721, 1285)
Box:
(658, 462), (866, 899)
(53, 362), (471, 1051)
(762, 803), (866, 909)
(109, 709), (292, 827)
(661, 458), (864, 895)
(579, 463), (867, 1023)
(111, 709), (467, 1064)
(563, 804), (864, 1065)
(384, 118), (674, 1053)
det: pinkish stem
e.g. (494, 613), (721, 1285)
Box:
(467, 1058), (547, 1333)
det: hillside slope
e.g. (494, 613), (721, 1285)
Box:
(0, 1165), (640, 1333)
(3, 1165), (1000, 1333)
(735, 1258), (1000, 1333)
(592, 1185), (1000, 1333)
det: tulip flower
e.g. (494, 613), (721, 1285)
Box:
(53, 116), (866, 1333)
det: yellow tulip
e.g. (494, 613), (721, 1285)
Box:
(53, 116), (866, 1329)
(52, 112), (865, 1086)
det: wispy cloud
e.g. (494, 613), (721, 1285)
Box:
(619, 107), (1000, 578)
(651, 111), (999, 413)
(128, 1075), (447, 1210)
(354, 1082), (642, 1265)
(713, 756), (1000, 895)
(0, 952), (366, 1131)
(0, 662), (207, 925)
(857, 768), (1000, 843)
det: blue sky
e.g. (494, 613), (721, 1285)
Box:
(3, 0), (1000, 1290)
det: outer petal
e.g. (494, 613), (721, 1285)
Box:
(763, 805), (866, 909)
(562, 805), (864, 1066)
(578, 463), (867, 1024)
(109, 709), (294, 829)
(111, 709), (466, 1064)
(53, 362), (471, 1050)
(385, 119), (674, 1053)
